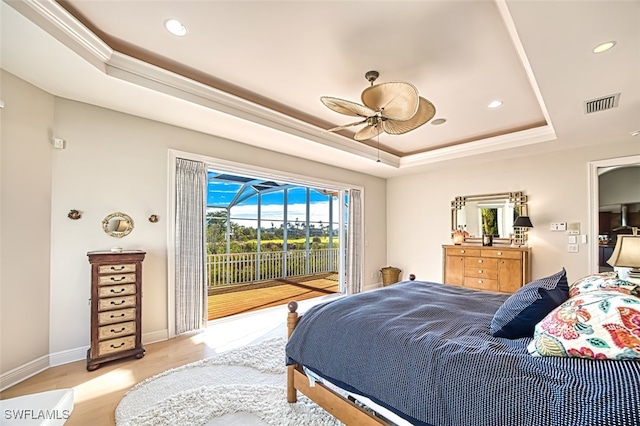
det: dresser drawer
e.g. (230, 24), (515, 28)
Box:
(97, 336), (135, 357)
(98, 308), (136, 325)
(98, 295), (136, 312)
(464, 277), (498, 292)
(480, 249), (523, 260)
(98, 321), (136, 341)
(98, 273), (136, 285)
(465, 267), (498, 280)
(98, 263), (136, 274)
(446, 247), (481, 257)
(464, 257), (498, 269)
(98, 283), (136, 298)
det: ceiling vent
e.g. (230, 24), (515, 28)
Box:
(584, 93), (620, 114)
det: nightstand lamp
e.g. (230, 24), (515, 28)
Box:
(607, 234), (640, 284)
(513, 215), (534, 246)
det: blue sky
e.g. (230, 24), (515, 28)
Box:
(207, 178), (341, 225)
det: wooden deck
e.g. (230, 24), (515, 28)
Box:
(207, 273), (340, 320)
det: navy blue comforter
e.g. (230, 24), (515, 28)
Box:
(285, 280), (640, 426)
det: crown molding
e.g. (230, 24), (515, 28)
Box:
(400, 125), (557, 168)
(6, 0), (554, 173)
(6, 0), (401, 168)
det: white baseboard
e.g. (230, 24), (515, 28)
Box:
(2, 330), (170, 391)
(143, 329), (168, 345)
(49, 346), (89, 367)
(0, 355), (49, 392)
(363, 281), (382, 291)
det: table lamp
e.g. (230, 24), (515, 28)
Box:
(607, 233), (640, 283)
(513, 215), (533, 246)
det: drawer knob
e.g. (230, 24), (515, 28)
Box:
(111, 300), (126, 306)
(110, 313), (125, 319)
(110, 288), (126, 294)
(110, 276), (126, 282)
(478, 270), (483, 274)
(110, 266), (126, 271)
(111, 327), (126, 334)
(110, 342), (126, 349)
(478, 259), (483, 264)
(460, 250), (465, 254)
(497, 251), (503, 256)
(478, 280), (483, 284)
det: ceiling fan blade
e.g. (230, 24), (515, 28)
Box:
(354, 123), (384, 141)
(361, 82), (419, 121)
(382, 97), (436, 135)
(324, 119), (367, 132)
(321, 97), (376, 117)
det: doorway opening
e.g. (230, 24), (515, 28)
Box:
(205, 170), (348, 320)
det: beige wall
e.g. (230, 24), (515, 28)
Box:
(386, 141), (639, 285)
(1, 71), (53, 375)
(3, 68), (637, 387)
(1, 72), (387, 381)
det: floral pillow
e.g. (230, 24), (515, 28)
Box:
(568, 272), (639, 297)
(527, 291), (640, 360)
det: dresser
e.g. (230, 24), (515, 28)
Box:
(442, 245), (531, 293)
(87, 250), (146, 371)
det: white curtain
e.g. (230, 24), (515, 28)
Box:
(175, 158), (208, 335)
(346, 189), (363, 294)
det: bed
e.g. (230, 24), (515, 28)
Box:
(285, 274), (640, 426)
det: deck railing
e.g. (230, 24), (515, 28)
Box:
(207, 248), (340, 288)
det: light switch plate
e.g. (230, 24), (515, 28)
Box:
(550, 222), (567, 231)
(568, 244), (579, 253)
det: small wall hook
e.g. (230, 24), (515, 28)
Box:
(149, 214), (159, 223)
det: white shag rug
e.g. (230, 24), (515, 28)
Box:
(115, 338), (342, 426)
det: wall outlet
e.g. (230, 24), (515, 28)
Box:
(567, 244), (579, 253)
(550, 222), (567, 231)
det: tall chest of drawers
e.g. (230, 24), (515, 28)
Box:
(87, 250), (146, 371)
(442, 245), (531, 293)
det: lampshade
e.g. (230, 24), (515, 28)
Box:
(513, 216), (534, 228)
(607, 235), (640, 269)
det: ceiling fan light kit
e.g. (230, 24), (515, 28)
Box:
(321, 71), (436, 141)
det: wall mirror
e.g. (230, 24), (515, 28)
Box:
(102, 212), (134, 238)
(451, 192), (528, 245)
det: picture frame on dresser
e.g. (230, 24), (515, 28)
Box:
(86, 250), (146, 371)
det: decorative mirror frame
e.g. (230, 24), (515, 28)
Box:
(102, 212), (134, 238)
(451, 191), (528, 246)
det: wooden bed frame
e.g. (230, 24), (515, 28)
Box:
(286, 300), (391, 426)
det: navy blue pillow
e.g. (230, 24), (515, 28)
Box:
(490, 269), (569, 339)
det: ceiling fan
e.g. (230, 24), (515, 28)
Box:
(321, 71), (436, 141)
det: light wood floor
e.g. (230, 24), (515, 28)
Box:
(0, 331), (223, 425)
(0, 277), (340, 425)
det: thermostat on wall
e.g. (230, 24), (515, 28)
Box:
(567, 222), (580, 234)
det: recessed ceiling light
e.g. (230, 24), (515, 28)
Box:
(487, 100), (503, 109)
(431, 118), (447, 125)
(593, 41), (616, 53)
(165, 19), (187, 36)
